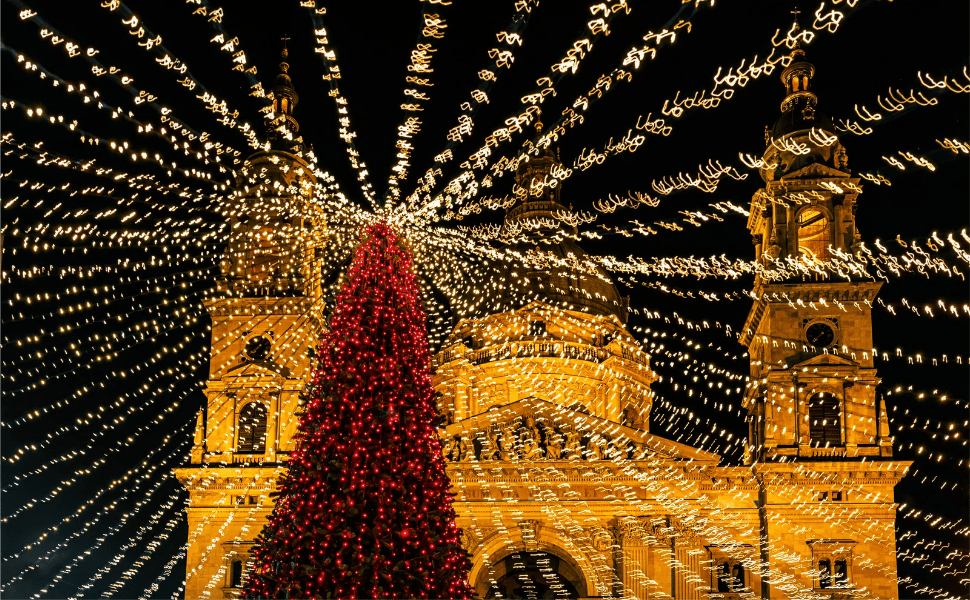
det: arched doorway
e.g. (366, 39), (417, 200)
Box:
(481, 551), (584, 599)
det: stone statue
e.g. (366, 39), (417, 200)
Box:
(545, 427), (564, 460)
(586, 435), (605, 460)
(441, 437), (455, 461)
(456, 436), (473, 462)
(520, 417), (543, 460)
(498, 425), (518, 460)
(563, 427), (582, 459)
(481, 429), (501, 461)
(591, 528), (613, 552)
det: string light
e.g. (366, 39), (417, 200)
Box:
(1, 2), (966, 598)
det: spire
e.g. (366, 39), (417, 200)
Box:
(269, 35), (301, 149)
(506, 142), (572, 235)
(778, 9), (817, 115)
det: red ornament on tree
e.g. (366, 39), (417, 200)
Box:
(244, 223), (473, 599)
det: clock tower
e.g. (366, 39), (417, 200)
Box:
(741, 41), (909, 597)
(175, 40), (327, 600)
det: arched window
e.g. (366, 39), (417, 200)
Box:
(731, 563), (745, 589)
(230, 560), (243, 588)
(796, 208), (831, 261)
(818, 559), (832, 589)
(834, 560), (849, 585)
(237, 402), (268, 453)
(808, 394), (841, 446)
(717, 562), (731, 592)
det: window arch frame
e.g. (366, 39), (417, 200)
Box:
(807, 540), (856, 591)
(712, 557), (747, 593)
(230, 559), (243, 588)
(807, 392), (842, 447)
(794, 205), (834, 262)
(818, 558), (833, 589)
(236, 400), (269, 454)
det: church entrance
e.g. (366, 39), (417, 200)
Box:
(481, 551), (585, 599)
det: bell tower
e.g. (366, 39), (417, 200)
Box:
(741, 42), (891, 462)
(741, 37), (909, 598)
(175, 39), (326, 600)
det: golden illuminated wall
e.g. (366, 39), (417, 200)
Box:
(432, 302), (767, 598)
(738, 78), (909, 597)
(175, 148), (324, 600)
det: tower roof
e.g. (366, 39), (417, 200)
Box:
(498, 122), (628, 323)
(770, 45), (837, 140)
(267, 36), (302, 152)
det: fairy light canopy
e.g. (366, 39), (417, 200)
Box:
(0, 1), (966, 599)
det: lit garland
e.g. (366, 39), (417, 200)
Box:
(0, 1), (967, 598)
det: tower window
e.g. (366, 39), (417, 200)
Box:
(230, 560), (243, 588)
(716, 560), (745, 592)
(818, 559), (832, 589)
(237, 402), (268, 453)
(834, 560), (849, 585)
(717, 562), (730, 592)
(808, 393), (841, 446)
(731, 564), (745, 590)
(796, 208), (831, 261)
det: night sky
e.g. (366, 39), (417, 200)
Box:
(1, 0), (968, 598)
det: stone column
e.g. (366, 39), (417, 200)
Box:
(266, 390), (280, 461)
(832, 199), (845, 250)
(620, 545), (652, 599)
(648, 543), (674, 599)
(672, 535), (704, 600)
(616, 520), (647, 599)
(455, 379), (468, 421)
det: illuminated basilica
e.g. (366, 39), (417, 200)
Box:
(176, 42), (909, 599)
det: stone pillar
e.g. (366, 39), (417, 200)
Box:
(617, 520), (652, 600)
(648, 543), (674, 599)
(455, 380), (468, 421)
(620, 545), (652, 599)
(832, 200), (845, 250)
(266, 390), (280, 461)
(672, 537), (704, 600)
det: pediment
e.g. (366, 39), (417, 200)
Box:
(781, 163), (850, 180)
(791, 352), (858, 369)
(440, 397), (719, 464)
(225, 359), (291, 379)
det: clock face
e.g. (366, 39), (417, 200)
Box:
(805, 322), (835, 349)
(244, 335), (272, 361)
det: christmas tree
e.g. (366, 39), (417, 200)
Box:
(244, 223), (473, 599)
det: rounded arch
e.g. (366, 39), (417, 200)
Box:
(468, 529), (599, 599)
(794, 204), (834, 261)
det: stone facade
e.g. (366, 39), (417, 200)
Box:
(173, 42), (326, 600)
(174, 42), (909, 600)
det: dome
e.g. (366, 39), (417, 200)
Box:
(771, 103), (836, 140)
(502, 236), (628, 323)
